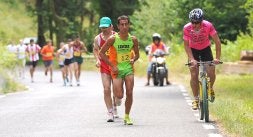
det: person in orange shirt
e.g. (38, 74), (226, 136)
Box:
(40, 40), (55, 83)
(145, 33), (171, 86)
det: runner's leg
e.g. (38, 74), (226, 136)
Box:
(101, 73), (113, 111)
(49, 63), (53, 82)
(112, 78), (124, 99)
(124, 74), (134, 115)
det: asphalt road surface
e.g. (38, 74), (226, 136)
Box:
(0, 69), (224, 137)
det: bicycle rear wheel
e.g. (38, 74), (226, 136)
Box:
(202, 78), (209, 122)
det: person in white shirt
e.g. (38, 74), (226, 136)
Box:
(57, 39), (74, 86)
(16, 39), (27, 79)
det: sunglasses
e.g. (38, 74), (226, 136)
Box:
(191, 21), (201, 24)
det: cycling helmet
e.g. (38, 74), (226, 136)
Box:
(152, 33), (161, 41)
(189, 8), (203, 22)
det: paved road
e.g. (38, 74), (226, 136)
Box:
(0, 69), (224, 137)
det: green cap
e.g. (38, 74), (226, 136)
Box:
(99, 17), (112, 28)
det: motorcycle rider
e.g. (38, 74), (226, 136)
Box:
(145, 33), (171, 86)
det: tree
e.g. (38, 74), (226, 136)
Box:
(98, 0), (140, 29)
(131, 0), (180, 47)
(36, 0), (46, 46)
(244, 0), (253, 33)
(175, 0), (249, 43)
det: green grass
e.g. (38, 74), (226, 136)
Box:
(210, 74), (253, 137)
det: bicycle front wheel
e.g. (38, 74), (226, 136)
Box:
(199, 82), (204, 120)
(202, 78), (209, 122)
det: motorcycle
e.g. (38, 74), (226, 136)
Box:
(150, 49), (168, 86)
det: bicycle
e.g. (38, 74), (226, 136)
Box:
(186, 60), (222, 122)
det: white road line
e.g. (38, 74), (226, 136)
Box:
(0, 95), (6, 98)
(208, 133), (223, 137)
(180, 85), (222, 137)
(184, 96), (191, 100)
(182, 93), (189, 96)
(194, 113), (199, 117)
(203, 124), (216, 129)
(181, 89), (187, 93)
(186, 99), (192, 103)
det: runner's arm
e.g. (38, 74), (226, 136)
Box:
(93, 36), (101, 67)
(93, 36), (100, 61)
(81, 42), (88, 53)
(99, 36), (115, 68)
(130, 36), (139, 64)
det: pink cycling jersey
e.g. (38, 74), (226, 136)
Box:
(183, 20), (217, 50)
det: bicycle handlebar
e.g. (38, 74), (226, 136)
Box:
(185, 61), (223, 66)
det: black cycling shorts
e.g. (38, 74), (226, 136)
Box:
(191, 46), (213, 61)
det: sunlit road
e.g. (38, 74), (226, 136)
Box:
(0, 69), (223, 137)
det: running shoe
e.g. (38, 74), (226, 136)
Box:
(166, 81), (171, 85)
(124, 115), (133, 125)
(115, 97), (122, 106)
(107, 112), (114, 122)
(113, 108), (119, 118)
(69, 81), (73, 86)
(210, 88), (215, 103)
(145, 82), (150, 86)
(77, 81), (80, 86)
(192, 100), (199, 110)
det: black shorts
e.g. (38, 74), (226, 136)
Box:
(64, 58), (73, 66)
(43, 60), (53, 67)
(29, 61), (38, 68)
(191, 46), (213, 61)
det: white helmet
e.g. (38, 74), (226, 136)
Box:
(152, 33), (161, 41)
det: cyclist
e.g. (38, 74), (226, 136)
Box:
(99, 15), (139, 125)
(183, 8), (221, 110)
(145, 33), (171, 86)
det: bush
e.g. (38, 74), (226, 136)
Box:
(0, 45), (26, 93)
(222, 34), (253, 61)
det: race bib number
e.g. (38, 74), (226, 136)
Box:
(117, 52), (131, 63)
(105, 50), (110, 56)
(46, 53), (53, 57)
(30, 51), (36, 55)
(74, 51), (81, 56)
